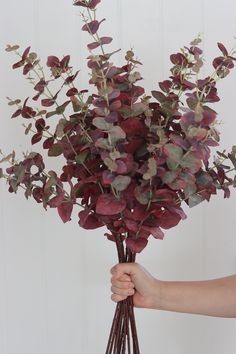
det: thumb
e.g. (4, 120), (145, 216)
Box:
(110, 263), (138, 280)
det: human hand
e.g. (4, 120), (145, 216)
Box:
(110, 263), (162, 309)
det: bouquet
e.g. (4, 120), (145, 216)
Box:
(2, 0), (236, 352)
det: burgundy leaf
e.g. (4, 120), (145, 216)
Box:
(22, 46), (31, 60)
(82, 20), (99, 34)
(142, 226), (164, 239)
(74, 0), (101, 8)
(100, 36), (113, 45)
(48, 194), (65, 207)
(23, 63), (33, 75)
(11, 108), (22, 118)
(21, 106), (36, 119)
(35, 118), (46, 132)
(159, 80), (172, 93)
(12, 59), (25, 69)
(65, 70), (79, 84)
(41, 98), (55, 107)
(82, 19), (105, 35)
(88, 0), (101, 8)
(43, 137), (55, 149)
(157, 210), (181, 229)
(126, 238), (148, 253)
(66, 88), (78, 97)
(87, 41), (100, 50)
(60, 55), (70, 69)
(217, 42), (228, 56)
(57, 201), (73, 223)
(79, 210), (103, 229)
(31, 132), (43, 145)
(96, 194), (126, 215)
(47, 56), (60, 68)
(32, 187), (43, 203)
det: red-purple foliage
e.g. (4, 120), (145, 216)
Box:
(3, 1), (236, 258)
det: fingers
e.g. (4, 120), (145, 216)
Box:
(110, 263), (138, 303)
(111, 294), (127, 302)
(111, 286), (135, 303)
(110, 262), (137, 280)
(111, 285), (135, 296)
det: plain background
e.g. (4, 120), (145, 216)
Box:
(0, 0), (236, 353)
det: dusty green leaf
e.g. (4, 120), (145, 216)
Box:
(104, 157), (117, 171)
(111, 175), (131, 191)
(134, 186), (150, 205)
(55, 119), (67, 138)
(181, 152), (202, 173)
(93, 117), (113, 130)
(5, 44), (20, 52)
(164, 144), (183, 170)
(55, 101), (70, 115)
(7, 98), (21, 106)
(184, 184), (197, 199)
(151, 90), (166, 103)
(143, 157), (157, 180)
(48, 144), (63, 157)
(108, 126), (126, 145)
(75, 151), (89, 164)
(0, 152), (15, 163)
(188, 193), (204, 208)
(24, 123), (32, 135)
(233, 175), (236, 188)
(95, 138), (112, 150)
(109, 150), (121, 160)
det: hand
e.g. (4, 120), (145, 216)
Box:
(110, 263), (162, 309)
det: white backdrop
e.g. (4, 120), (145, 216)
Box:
(1, 1), (236, 353)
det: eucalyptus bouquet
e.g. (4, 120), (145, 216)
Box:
(2, 0), (236, 353)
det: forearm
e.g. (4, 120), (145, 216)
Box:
(156, 274), (236, 318)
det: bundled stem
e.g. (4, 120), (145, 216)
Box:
(105, 236), (140, 354)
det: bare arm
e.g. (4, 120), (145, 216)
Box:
(110, 263), (236, 318)
(160, 274), (236, 317)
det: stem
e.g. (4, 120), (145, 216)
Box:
(105, 236), (140, 354)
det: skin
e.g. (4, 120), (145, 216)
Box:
(110, 263), (236, 318)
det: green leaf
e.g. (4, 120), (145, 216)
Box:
(188, 193), (204, 208)
(55, 119), (67, 138)
(0, 152), (15, 163)
(104, 157), (117, 171)
(111, 175), (131, 191)
(197, 171), (213, 186)
(93, 117), (113, 130)
(181, 152), (202, 173)
(75, 151), (89, 164)
(164, 144), (183, 170)
(48, 144), (63, 157)
(24, 123), (32, 135)
(15, 165), (26, 184)
(187, 127), (207, 140)
(5, 44), (20, 52)
(7, 98), (21, 106)
(233, 175), (236, 188)
(55, 101), (70, 115)
(108, 126), (126, 145)
(228, 153), (236, 169)
(95, 138), (112, 150)
(134, 186), (150, 205)
(143, 157), (157, 180)
(151, 90), (166, 103)
(162, 170), (178, 184)
(184, 184), (197, 199)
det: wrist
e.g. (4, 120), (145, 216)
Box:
(149, 278), (164, 310)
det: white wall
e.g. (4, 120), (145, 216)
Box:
(0, 1), (236, 353)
